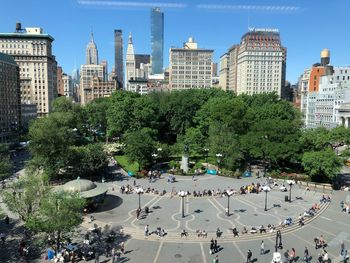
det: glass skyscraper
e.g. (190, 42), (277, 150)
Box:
(114, 29), (124, 87)
(151, 7), (164, 74)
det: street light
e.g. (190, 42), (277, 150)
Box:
(226, 189), (234, 216)
(262, 185), (271, 211)
(178, 190), (188, 218)
(216, 153), (223, 172)
(286, 180), (295, 203)
(204, 148), (209, 170)
(271, 230), (283, 263)
(275, 230), (283, 252)
(135, 186), (144, 210)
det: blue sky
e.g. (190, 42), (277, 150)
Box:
(1, 0), (349, 83)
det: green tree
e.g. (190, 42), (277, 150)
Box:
(85, 98), (109, 141)
(329, 126), (350, 147)
(178, 127), (205, 156)
(240, 119), (301, 168)
(107, 91), (140, 137)
(1, 172), (50, 222)
(29, 112), (77, 179)
(0, 144), (11, 181)
(300, 127), (331, 151)
(302, 148), (342, 182)
(68, 143), (108, 179)
(26, 191), (85, 251)
(124, 128), (156, 170)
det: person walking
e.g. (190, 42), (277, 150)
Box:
(213, 255), (219, 263)
(145, 225), (149, 238)
(214, 239), (218, 253)
(210, 239), (214, 255)
(260, 240), (265, 255)
(304, 247), (310, 263)
(341, 241), (345, 254)
(136, 208), (141, 220)
(247, 249), (252, 263)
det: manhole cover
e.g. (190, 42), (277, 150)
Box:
(254, 213), (258, 216)
(283, 208), (288, 211)
(205, 219), (210, 222)
(174, 254), (182, 258)
(156, 217), (159, 220)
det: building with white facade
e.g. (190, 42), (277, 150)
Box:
(299, 69), (311, 123)
(219, 28), (286, 97)
(125, 33), (136, 91)
(62, 73), (74, 99)
(125, 33), (152, 94)
(169, 37), (213, 90)
(0, 23), (57, 116)
(305, 67), (350, 128)
(128, 79), (149, 95)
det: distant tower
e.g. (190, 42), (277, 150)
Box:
(114, 29), (124, 88)
(86, 30), (98, 65)
(321, 48), (330, 66)
(151, 7), (164, 74)
(126, 33), (135, 90)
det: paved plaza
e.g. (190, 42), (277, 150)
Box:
(80, 165), (350, 263)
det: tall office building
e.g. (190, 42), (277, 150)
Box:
(0, 23), (57, 116)
(220, 28), (286, 97)
(100, 60), (108, 81)
(125, 33), (136, 89)
(169, 37), (213, 90)
(86, 31), (98, 65)
(114, 29), (124, 87)
(0, 52), (21, 143)
(151, 7), (164, 74)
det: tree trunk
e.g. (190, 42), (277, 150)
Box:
(56, 231), (61, 252)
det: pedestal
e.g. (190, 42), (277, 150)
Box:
(180, 154), (189, 174)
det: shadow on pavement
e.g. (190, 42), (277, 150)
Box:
(94, 195), (123, 213)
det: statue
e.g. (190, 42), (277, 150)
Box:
(184, 144), (189, 154)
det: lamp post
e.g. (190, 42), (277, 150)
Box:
(178, 190), (188, 218)
(286, 180), (295, 203)
(275, 230), (283, 252)
(204, 148), (209, 170)
(216, 153), (223, 172)
(135, 187), (144, 210)
(226, 189), (234, 216)
(262, 185), (271, 211)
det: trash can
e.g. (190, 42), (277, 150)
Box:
(285, 195), (289, 202)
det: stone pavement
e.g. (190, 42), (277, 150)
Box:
(76, 165), (350, 263)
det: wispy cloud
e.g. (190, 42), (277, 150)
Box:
(77, 0), (187, 9)
(197, 4), (301, 13)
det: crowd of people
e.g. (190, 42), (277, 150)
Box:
(43, 224), (127, 263)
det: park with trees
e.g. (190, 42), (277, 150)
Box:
(11, 90), (350, 185)
(1, 89), (350, 260)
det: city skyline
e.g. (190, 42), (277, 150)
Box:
(1, 0), (350, 83)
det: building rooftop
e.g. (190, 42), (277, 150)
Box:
(0, 32), (54, 41)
